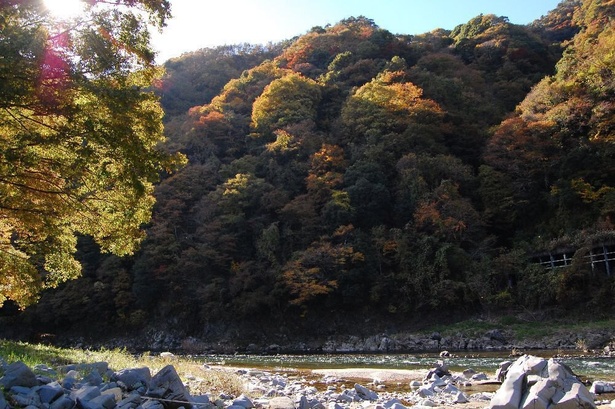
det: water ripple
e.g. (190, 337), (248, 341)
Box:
(198, 351), (615, 380)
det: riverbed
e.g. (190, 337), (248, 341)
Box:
(195, 351), (615, 409)
(199, 351), (615, 382)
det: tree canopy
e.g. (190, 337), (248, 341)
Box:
(3, 0), (615, 341)
(0, 0), (184, 307)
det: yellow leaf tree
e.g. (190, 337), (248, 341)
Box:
(0, 0), (184, 307)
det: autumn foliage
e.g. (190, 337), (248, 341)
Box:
(5, 1), (615, 338)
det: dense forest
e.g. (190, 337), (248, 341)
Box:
(2, 0), (614, 344)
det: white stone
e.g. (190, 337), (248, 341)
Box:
(418, 398), (437, 407)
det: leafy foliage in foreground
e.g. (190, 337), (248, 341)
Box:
(4, 1), (615, 340)
(0, 0), (184, 308)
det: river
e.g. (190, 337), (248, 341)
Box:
(199, 351), (615, 382)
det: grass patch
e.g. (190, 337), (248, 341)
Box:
(424, 319), (500, 338)
(419, 317), (615, 342)
(0, 340), (246, 397)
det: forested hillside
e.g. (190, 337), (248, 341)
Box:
(3, 0), (614, 344)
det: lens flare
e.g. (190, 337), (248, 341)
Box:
(43, 0), (85, 20)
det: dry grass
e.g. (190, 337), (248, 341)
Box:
(182, 366), (246, 397)
(0, 340), (246, 397)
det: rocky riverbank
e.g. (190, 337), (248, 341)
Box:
(2, 353), (615, 409)
(52, 326), (615, 356)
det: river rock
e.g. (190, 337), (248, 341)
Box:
(0, 353), (607, 409)
(10, 386), (42, 407)
(489, 355), (596, 409)
(84, 393), (117, 409)
(354, 383), (378, 400)
(146, 365), (193, 409)
(489, 364), (527, 409)
(418, 398), (437, 407)
(267, 396), (295, 409)
(38, 382), (66, 404)
(232, 394), (255, 409)
(62, 372), (78, 390)
(102, 387), (123, 402)
(52, 395), (78, 409)
(115, 391), (143, 409)
(112, 367), (152, 391)
(520, 378), (556, 409)
(553, 381), (595, 409)
(453, 391), (469, 404)
(72, 384), (102, 402)
(0, 361), (39, 388)
(84, 369), (105, 386)
(590, 381), (615, 394)
(141, 399), (166, 409)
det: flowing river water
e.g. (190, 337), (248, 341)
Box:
(199, 351), (615, 382)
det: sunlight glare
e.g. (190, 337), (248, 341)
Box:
(43, 0), (85, 20)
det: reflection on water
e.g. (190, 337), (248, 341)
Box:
(199, 351), (615, 381)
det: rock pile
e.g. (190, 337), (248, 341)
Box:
(238, 361), (488, 409)
(1, 355), (614, 409)
(489, 355), (597, 409)
(0, 360), (203, 409)
(0, 357), (498, 409)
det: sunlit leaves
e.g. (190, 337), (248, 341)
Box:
(451, 14), (510, 43)
(0, 0), (183, 308)
(266, 129), (298, 153)
(483, 0), (615, 238)
(571, 177), (614, 203)
(340, 69), (443, 142)
(251, 72), (321, 136)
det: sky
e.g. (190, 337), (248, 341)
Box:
(151, 0), (563, 63)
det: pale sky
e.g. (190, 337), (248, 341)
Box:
(151, 0), (564, 63)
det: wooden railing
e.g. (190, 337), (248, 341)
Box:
(532, 243), (614, 276)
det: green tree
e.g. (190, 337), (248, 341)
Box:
(0, 0), (184, 308)
(251, 72), (321, 137)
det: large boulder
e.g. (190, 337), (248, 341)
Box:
(551, 380), (594, 409)
(71, 384), (102, 403)
(0, 361), (38, 388)
(354, 383), (378, 401)
(112, 367), (152, 391)
(146, 365), (192, 409)
(38, 382), (66, 404)
(489, 355), (596, 409)
(489, 365), (527, 409)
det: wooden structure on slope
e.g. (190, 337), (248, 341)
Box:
(532, 242), (615, 276)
